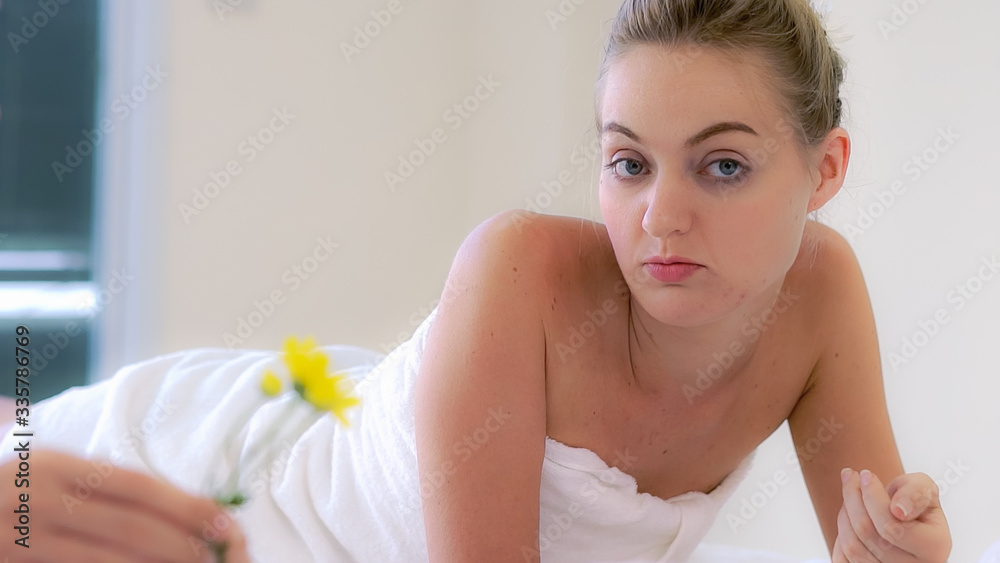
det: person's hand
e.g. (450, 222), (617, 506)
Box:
(833, 468), (951, 562)
(0, 449), (249, 562)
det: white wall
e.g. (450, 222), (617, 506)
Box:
(101, 1), (998, 561)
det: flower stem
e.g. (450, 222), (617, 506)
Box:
(215, 398), (321, 505)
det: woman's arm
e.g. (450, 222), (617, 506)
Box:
(788, 225), (903, 548)
(414, 210), (550, 562)
(787, 225), (950, 561)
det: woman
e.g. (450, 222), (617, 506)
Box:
(0, 0), (953, 561)
(413, 0), (951, 561)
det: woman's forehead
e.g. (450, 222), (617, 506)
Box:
(599, 44), (788, 144)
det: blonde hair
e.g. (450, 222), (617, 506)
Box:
(595, 0), (846, 150)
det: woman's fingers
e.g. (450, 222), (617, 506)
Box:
(883, 473), (952, 563)
(836, 500), (880, 562)
(28, 529), (143, 563)
(833, 534), (847, 563)
(97, 468), (250, 561)
(82, 460), (233, 533)
(49, 494), (212, 562)
(33, 450), (249, 562)
(858, 470), (923, 558)
(840, 468), (918, 562)
(833, 468), (951, 563)
(885, 472), (939, 521)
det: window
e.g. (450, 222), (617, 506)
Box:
(1, 0), (100, 401)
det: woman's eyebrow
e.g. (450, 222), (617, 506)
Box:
(601, 121), (642, 142)
(600, 120), (759, 148)
(684, 121), (759, 148)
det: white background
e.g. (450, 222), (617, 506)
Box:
(91, 0), (998, 560)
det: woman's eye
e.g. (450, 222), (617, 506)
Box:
(706, 158), (745, 179)
(607, 158), (645, 178)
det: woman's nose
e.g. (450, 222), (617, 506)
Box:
(641, 175), (694, 238)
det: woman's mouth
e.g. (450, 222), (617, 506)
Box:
(644, 256), (704, 283)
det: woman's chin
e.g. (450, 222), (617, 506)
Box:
(632, 290), (739, 329)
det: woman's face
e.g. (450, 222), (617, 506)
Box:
(598, 44), (842, 327)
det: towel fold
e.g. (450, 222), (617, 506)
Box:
(536, 436), (754, 562)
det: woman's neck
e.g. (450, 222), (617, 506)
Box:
(622, 281), (790, 402)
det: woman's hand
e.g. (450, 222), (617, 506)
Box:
(833, 468), (951, 563)
(0, 449), (249, 562)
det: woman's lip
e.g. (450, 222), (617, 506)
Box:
(644, 263), (703, 283)
(644, 255), (701, 266)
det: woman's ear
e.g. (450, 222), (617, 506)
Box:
(807, 127), (851, 213)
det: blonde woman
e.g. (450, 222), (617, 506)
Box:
(0, 0), (953, 561)
(415, 0), (951, 561)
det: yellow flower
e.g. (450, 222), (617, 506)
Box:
(260, 371), (283, 396)
(303, 373), (361, 427)
(283, 336), (327, 382)
(227, 336), (363, 515)
(277, 336), (361, 425)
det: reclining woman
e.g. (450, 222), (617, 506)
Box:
(0, 0), (952, 561)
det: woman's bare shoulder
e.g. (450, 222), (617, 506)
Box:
(472, 210), (610, 247)
(459, 211), (615, 289)
(787, 221), (868, 310)
(785, 220), (875, 383)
